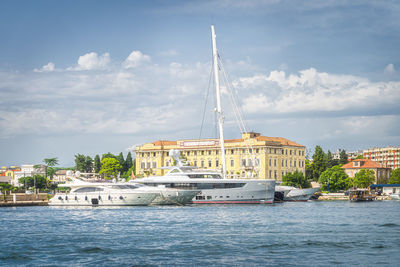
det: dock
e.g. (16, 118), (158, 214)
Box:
(0, 193), (49, 207)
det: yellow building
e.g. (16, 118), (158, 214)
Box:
(135, 132), (305, 181)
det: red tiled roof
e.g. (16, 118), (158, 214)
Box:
(341, 159), (384, 169)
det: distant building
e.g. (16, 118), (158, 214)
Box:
(332, 149), (362, 161)
(341, 159), (392, 184)
(13, 165), (46, 186)
(135, 132), (306, 181)
(363, 146), (400, 170)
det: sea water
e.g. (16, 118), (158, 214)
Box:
(1, 201), (399, 266)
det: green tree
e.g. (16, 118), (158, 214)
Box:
(43, 158), (59, 167)
(326, 150), (334, 169)
(117, 152), (125, 170)
(354, 169), (375, 188)
(124, 152), (133, 173)
(94, 154), (101, 173)
(0, 183), (15, 201)
(355, 155), (363, 159)
(75, 154), (93, 172)
(18, 175), (47, 191)
(99, 158), (123, 179)
(339, 149), (348, 165)
(102, 152), (116, 160)
(388, 168), (400, 184)
(319, 166), (352, 192)
(43, 157), (59, 179)
(312, 145), (326, 181)
(282, 170), (311, 188)
(305, 159), (313, 180)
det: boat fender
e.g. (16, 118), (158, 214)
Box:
(98, 195), (101, 200)
(119, 196), (123, 200)
(85, 196), (88, 201)
(65, 196), (68, 200)
(108, 195), (111, 200)
(74, 196), (77, 200)
(58, 196), (62, 200)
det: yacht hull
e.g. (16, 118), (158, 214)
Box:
(49, 192), (158, 206)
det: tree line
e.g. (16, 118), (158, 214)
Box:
(282, 145), (400, 192)
(74, 152), (135, 180)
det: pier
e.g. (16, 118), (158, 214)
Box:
(0, 193), (49, 207)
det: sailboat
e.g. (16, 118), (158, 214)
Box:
(134, 26), (276, 204)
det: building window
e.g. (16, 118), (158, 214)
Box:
(290, 150), (292, 155)
(274, 159), (277, 167)
(194, 161), (197, 167)
(286, 160), (288, 167)
(208, 160), (212, 167)
(282, 160), (284, 167)
(231, 149), (234, 154)
(294, 160), (296, 167)
(274, 170), (277, 179)
(146, 162), (151, 169)
(216, 160), (219, 167)
(208, 151), (211, 155)
(141, 162), (145, 169)
(201, 151), (205, 155)
(269, 159), (272, 166)
(153, 152), (156, 157)
(286, 150), (288, 155)
(231, 159), (234, 167)
(249, 149), (253, 154)
(201, 161), (204, 168)
(256, 148), (259, 153)
(216, 151), (219, 155)
(255, 158), (260, 166)
(242, 159), (246, 166)
(152, 162), (156, 168)
(166, 162), (169, 167)
(249, 159), (253, 167)
(194, 151), (197, 156)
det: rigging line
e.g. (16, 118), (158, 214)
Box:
(218, 57), (258, 177)
(218, 57), (247, 134)
(199, 61), (214, 141)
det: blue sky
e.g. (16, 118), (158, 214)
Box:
(1, 0), (399, 167)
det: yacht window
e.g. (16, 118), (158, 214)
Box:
(74, 187), (104, 193)
(207, 196), (212, 200)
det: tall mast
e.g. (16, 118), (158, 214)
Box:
(211, 25), (227, 179)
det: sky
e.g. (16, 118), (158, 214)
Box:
(1, 0), (400, 167)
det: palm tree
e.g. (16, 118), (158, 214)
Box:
(43, 158), (59, 189)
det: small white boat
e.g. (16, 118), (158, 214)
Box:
(49, 179), (159, 206)
(390, 193), (400, 200)
(275, 185), (320, 201)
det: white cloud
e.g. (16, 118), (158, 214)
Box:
(68, 52), (110, 71)
(34, 62), (55, 72)
(123, 51), (151, 69)
(238, 68), (400, 114)
(384, 63), (395, 74)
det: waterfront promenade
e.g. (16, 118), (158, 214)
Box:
(0, 193), (48, 207)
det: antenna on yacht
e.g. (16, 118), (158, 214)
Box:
(211, 25), (227, 179)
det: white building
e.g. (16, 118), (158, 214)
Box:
(13, 165), (46, 186)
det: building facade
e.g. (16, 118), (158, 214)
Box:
(341, 159), (392, 184)
(363, 147), (400, 170)
(135, 132), (306, 181)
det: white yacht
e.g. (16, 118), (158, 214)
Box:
(135, 151), (276, 204)
(275, 185), (320, 202)
(49, 179), (159, 206)
(390, 193), (400, 200)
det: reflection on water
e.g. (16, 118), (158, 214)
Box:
(1, 201), (400, 266)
